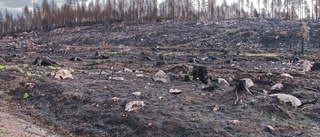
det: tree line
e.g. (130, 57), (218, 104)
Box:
(0, 0), (319, 36)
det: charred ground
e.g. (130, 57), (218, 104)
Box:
(0, 18), (320, 137)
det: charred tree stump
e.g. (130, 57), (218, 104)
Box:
(93, 51), (109, 59)
(69, 57), (83, 61)
(32, 56), (59, 66)
(234, 79), (253, 104)
(191, 65), (208, 84)
(311, 62), (320, 71)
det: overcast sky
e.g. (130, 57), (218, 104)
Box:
(0, 0), (67, 15)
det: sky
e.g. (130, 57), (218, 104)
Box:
(0, 0), (67, 15)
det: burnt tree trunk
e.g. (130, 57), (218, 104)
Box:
(301, 39), (304, 55)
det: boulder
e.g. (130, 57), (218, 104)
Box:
(54, 69), (74, 80)
(153, 70), (170, 83)
(125, 101), (145, 112)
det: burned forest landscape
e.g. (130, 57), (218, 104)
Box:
(0, 18), (319, 137)
(1, 0), (320, 137)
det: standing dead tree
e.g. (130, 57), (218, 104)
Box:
(298, 22), (310, 55)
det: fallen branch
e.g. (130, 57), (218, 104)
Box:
(275, 104), (294, 120)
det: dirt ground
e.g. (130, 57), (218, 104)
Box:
(0, 18), (320, 137)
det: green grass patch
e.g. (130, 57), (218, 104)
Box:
(43, 71), (51, 77)
(68, 68), (75, 73)
(19, 69), (25, 74)
(48, 66), (57, 70)
(240, 53), (279, 57)
(26, 72), (32, 77)
(108, 52), (119, 55)
(23, 64), (28, 68)
(23, 92), (29, 99)
(271, 114), (277, 122)
(0, 65), (8, 69)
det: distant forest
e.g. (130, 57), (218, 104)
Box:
(0, 0), (319, 35)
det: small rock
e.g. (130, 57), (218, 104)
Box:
(25, 83), (35, 88)
(124, 68), (133, 73)
(118, 44), (125, 48)
(263, 90), (268, 95)
(226, 120), (240, 125)
(134, 70), (143, 73)
(153, 70), (170, 83)
(125, 101), (145, 112)
(281, 73), (293, 79)
(169, 89), (182, 94)
(153, 77), (169, 83)
(270, 83), (283, 91)
(135, 74), (144, 77)
(228, 77), (234, 82)
(201, 57), (209, 61)
(213, 105), (220, 111)
(110, 97), (120, 100)
(132, 92), (142, 96)
(91, 103), (99, 107)
(267, 125), (275, 131)
(266, 72), (273, 76)
(154, 70), (167, 77)
(302, 60), (313, 72)
(54, 69), (74, 80)
(114, 70), (123, 74)
(111, 77), (124, 81)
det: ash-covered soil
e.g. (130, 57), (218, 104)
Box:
(0, 18), (320, 137)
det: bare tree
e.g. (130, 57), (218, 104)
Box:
(276, 0), (282, 19)
(304, 0), (311, 19)
(42, 0), (51, 30)
(271, 0), (275, 18)
(0, 11), (3, 34)
(263, 0), (269, 18)
(258, 0), (261, 15)
(208, 0), (216, 19)
(23, 5), (32, 30)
